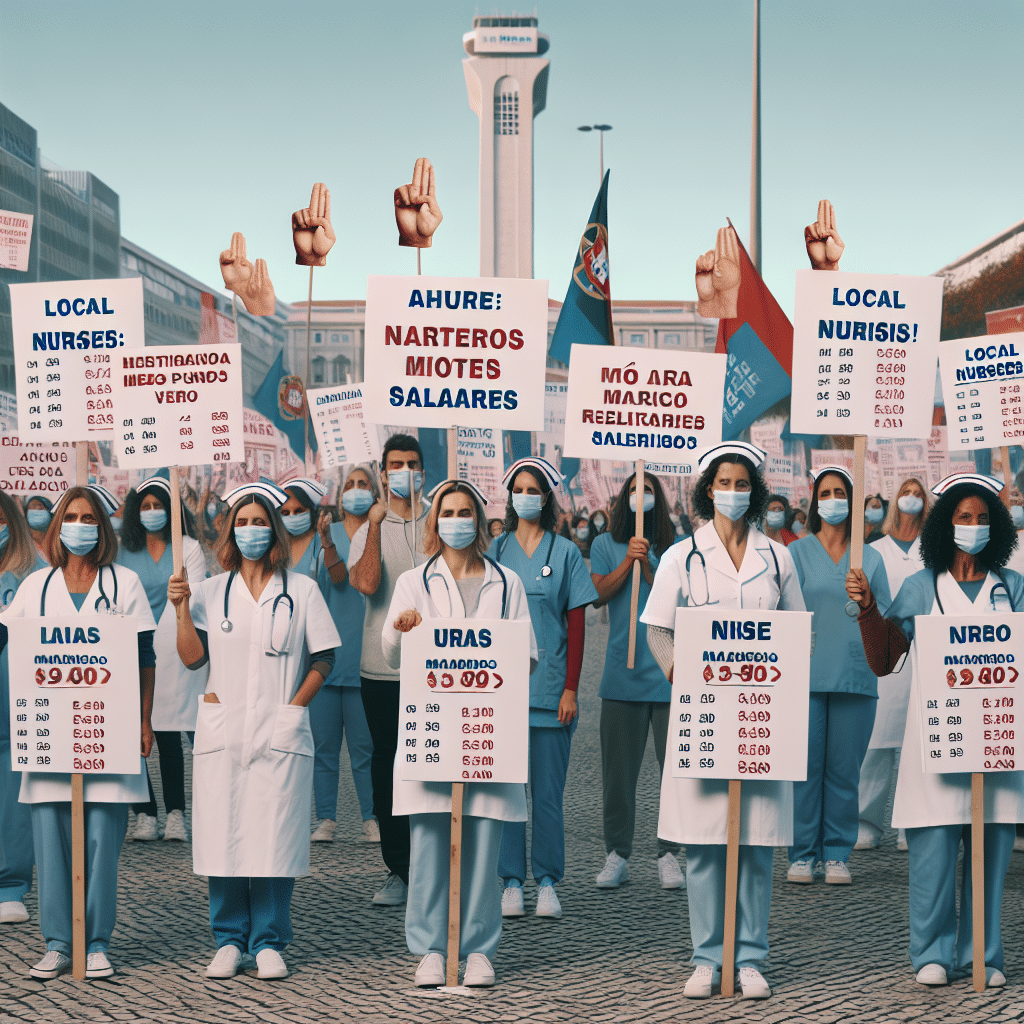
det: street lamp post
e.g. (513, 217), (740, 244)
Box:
(577, 123), (612, 184)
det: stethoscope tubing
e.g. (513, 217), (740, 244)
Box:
(40, 565), (118, 615)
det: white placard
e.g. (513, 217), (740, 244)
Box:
(0, 209), (33, 272)
(362, 276), (548, 431)
(8, 615), (141, 774)
(915, 614), (1024, 774)
(397, 619), (529, 784)
(307, 384), (382, 470)
(11, 278), (145, 441)
(456, 427), (504, 505)
(111, 343), (244, 469)
(790, 270), (943, 438)
(938, 332), (1024, 450)
(671, 608), (812, 781)
(563, 345), (726, 473)
(0, 436), (74, 500)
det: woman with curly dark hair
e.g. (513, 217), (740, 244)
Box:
(847, 473), (1024, 989)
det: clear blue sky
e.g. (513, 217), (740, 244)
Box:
(3, 0), (1022, 319)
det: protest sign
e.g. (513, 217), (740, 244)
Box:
(10, 278), (145, 442)
(362, 275), (547, 431)
(671, 608), (812, 781)
(397, 619), (529, 784)
(8, 615), (141, 775)
(0, 436), (74, 499)
(790, 270), (943, 439)
(456, 427), (503, 505)
(763, 455), (795, 500)
(307, 384), (382, 470)
(0, 209), (32, 272)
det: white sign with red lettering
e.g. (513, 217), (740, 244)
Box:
(0, 209), (32, 272)
(0, 436), (74, 501)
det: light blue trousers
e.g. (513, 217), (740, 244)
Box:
(1, 649), (34, 902)
(208, 877), (294, 954)
(309, 684), (374, 821)
(686, 844), (774, 969)
(31, 802), (128, 954)
(790, 692), (876, 864)
(498, 720), (576, 885)
(406, 813), (503, 961)
(906, 823), (1014, 972)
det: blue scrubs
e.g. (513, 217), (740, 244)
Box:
(488, 531), (598, 886)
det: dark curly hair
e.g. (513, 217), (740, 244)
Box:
(807, 469), (853, 539)
(690, 455), (769, 526)
(500, 466), (561, 535)
(120, 485), (198, 553)
(609, 472), (676, 557)
(919, 483), (1017, 573)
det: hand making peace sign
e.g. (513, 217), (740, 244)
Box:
(292, 182), (336, 267)
(394, 157), (442, 248)
(805, 199), (845, 271)
(695, 226), (741, 319)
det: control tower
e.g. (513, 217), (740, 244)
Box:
(463, 15), (549, 279)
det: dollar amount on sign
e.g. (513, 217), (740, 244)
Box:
(702, 664), (781, 684)
(426, 669), (503, 691)
(35, 665), (111, 687)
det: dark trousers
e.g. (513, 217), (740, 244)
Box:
(360, 678), (410, 883)
(132, 731), (186, 816)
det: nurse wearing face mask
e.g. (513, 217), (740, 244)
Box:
(571, 515), (592, 555)
(278, 478), (332, 579)
(786, 466), (891, 886)
(789, 508), (807, 537)
(864, 494), (886, 544)
(763, 495), (798, 546)
(23, 496), (54, 565)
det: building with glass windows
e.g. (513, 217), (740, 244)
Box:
(284, 301), (364, 387)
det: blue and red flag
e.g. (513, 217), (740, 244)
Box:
(252, 351), (318, 461)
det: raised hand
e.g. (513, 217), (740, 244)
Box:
(395, 157), (442, 248)
(292, 183), (336, 267)
(805, 199), (845, 271)
(695, 226), (741, 319)
(219, 232), (252, 296)
(394, 609), (422, 633)
(845, 568), (872, 609)
(242, 258), (276, 316)
(317, 510), (334, 547)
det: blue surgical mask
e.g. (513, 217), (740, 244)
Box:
(282, 510), (311, 536)
(27, 509), (51, 531)
(865, 505), (885, 525)
(1013, 506), (1024, 530)
(60, 522), (99, 555)
(342, 489), (374, 516)
(818, 498), (849, 525)
(109, 516), (122, 533)
(235, 525), (273, 560)
(140, 509), (168, 533)
(437, 518), (477, 550)
(765, 510), (786, 529)
(388, 470), (422, 499)
(629, 493), (655, 513)
(792, 520), (805, 536)
(954, 523), (989, 555)
(512, 492), (544, 521)
(898, 494), (924, 516)
(576, 525), (590, 540)
(713, 490), (750, 522)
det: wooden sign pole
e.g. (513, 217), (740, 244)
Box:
(971, 773), (986, 992)
(626, 460), (645, 669)
(1000, 445), (1013, 508)
(720, 778), (742, 998)
(303, 266), (314, 475)
(168, 466), (185, 588)
(850, 435), (866, 571)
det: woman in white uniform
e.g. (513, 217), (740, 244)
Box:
(856, 476), (930, 852)
(1, 486), (157, 980)
(167, 482), (340, 982)
(641, 442), (805, 1000)
(847, 473), (1024, 988)
(383, 480), (536, 988)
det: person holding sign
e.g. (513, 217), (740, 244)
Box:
(846, 473), (1024, 988)
(167, 481), (340, 981)
(787, 466), (891, 885)
(590, 473), (685, 891)
(382, 480), (536, 987)
(489, 457), (598, 920)
(641, 441), (804, 999)
(279, 478), (331, 579)
(0, 487), (157, 980)
(857, 477), (930, 852)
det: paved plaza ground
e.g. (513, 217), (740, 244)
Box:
(4, 615), (1024, 1022)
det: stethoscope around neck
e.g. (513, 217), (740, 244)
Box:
(40, 565), (119, 615)
(220, 569), (295, 656)
(932, 569), (1016, 614)
(422, 552), (509, 618)
(684, 532), (780, 607)
(496, 529), (556, 580)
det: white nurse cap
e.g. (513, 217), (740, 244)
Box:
(86, 484), (120, 515)
(696, 441), (766, 474)
(137, 476), (172, 500)
(501, 457), (563, 491)
(426, 478), (491, 509)
(809, 464), (854, 488)
(931, 472), (1005, 498)
(222, 481), (289, 509)
(283, 477), (328, 505)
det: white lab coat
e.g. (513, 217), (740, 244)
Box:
(1, 563), (157, 804)
(892, 571), (1024, 828)
(867, 535), (923, 748)
(382, 554), (536, 822)
(642, 521), (806, 845)
(188, 570), (341, 877)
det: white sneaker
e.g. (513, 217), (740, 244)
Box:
(255, 948), (288, 979)
(372, 872), (407, 906)
(787, 859), (814, 883)
(658, 852), (686, 890)
(915, 963), (947, 986)
(738, 966), (771, 999)
(362, 819), (381, 843)
(311, 819), (335, 842)
(535, 884), (562, 918)
(133, 813), (159, 841)
(595, 851), (629, 888)
(853, 826), (879, 850)
(0, 900), (29, 923)
(415, 952), (445, 987)
(987, 966), (1007, 988)
(501, 885), (525, 917)
(29, 950), (71, 979)
(463, 952), (495, 987)
(86, 951), (114, 978)
(683, 964), (720, 998)
(824, 860), (852, 884)
(163, 809), (187, 842)
(206, 944), (242, 978)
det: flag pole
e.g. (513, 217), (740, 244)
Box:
(749, 0), (761, 274)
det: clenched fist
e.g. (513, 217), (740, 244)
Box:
(395, 158), (442, 248)
(805, 200), (845, 271)
(292, 183), (336, 267)
(695, 226), (741, 319)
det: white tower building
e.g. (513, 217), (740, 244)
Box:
(463, 15), (549, 279)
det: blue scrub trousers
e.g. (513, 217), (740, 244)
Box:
(686, 844), (774, 969)
(906, 823), (1014, 972)
(790, 692), (876, 864)
(309, 684), (374, 821)
(208, 877), (294, 954)
(31, 802), (128, 954)
(1, 650), (34, 902)
(499, 719), (576, 885)
(406, 813), (503, 961)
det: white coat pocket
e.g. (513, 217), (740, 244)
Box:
(270, 704), (314, 757)
(193, 698), (226, 755)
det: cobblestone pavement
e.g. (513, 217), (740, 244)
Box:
(5, 615), (1024, 1022)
